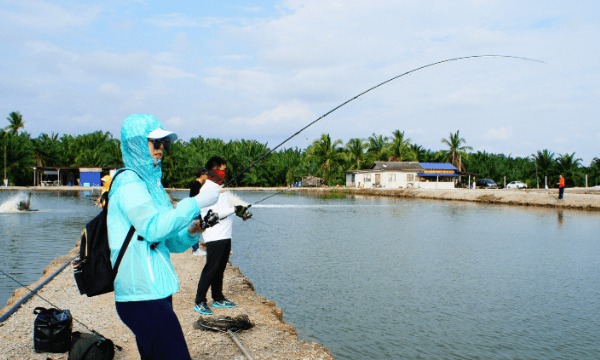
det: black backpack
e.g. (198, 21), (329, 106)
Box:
(33, 307), (73, 353)
(73, 169), (139, 297)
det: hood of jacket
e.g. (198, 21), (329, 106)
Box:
(120, 114), (176, 210)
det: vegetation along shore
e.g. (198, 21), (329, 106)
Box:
(2, 112), (600, 189)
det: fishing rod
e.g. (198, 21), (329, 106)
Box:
(0, 269), (123, 351)
(223, 55), (545, 188)
(215, 188), (292, 222)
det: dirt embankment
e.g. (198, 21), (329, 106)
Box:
(0, 244), (333, 360)
(228, 187), (600, 211)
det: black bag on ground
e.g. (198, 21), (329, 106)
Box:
(73, 169), (139, 297)
(33, 307), (73, 353)
(68, 331), (115, 360)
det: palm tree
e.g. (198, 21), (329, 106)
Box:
(531, 149), (555, 185)
(441, 130), (472, 171)
(409, 144), (428, 162)
(366, 133), (388, 162)
(5, 111), (25, 135)
(306, 133), (345, 185)
(345, 138), (367, 170)
(590, 155), (600, 185)
(386, 130), (415, 161)
(555, 152), (583, 187)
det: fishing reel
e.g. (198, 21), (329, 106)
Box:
(235, 205), (252, 221)
(200, 209), (220, 230)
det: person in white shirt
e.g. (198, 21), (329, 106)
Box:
(194, 156), (249, 315)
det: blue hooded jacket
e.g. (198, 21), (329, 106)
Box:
(107, 114), (201, 302)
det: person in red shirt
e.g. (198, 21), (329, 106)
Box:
(558, 174), (566, 200)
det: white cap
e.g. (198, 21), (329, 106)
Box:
(148, 128), (178, 142)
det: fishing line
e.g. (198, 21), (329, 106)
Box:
(224, 55), (545, 188)
(0, 269), (123, 351)
(216, 188), (293, 223)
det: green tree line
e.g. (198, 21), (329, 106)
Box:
(2, 112), (599, 188)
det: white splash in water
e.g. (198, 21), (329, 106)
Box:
(0, 193), (30, 212)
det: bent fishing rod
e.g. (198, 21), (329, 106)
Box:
(216, 187), (291, 222)
(0, 269), (123, 351)
(223, 55), (545, 188)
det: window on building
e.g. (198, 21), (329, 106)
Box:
(388, 174), (396, 182)
(365, 174), (371, 182)
(407, 174), (415, 182)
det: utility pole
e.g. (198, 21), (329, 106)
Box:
(3, 144), (6, 186)
(534, 159), (539, 189)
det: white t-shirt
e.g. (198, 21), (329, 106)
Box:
(199, 180), (235, 242)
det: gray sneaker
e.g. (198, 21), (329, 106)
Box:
(213, 299), (237, 308)
(194, 302), (213, 315)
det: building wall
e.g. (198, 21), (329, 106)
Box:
(80, 172), (101, 186)
(347, 171), (456, 189)
(416, 181), (455, 190)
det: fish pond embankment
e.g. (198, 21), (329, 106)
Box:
(3, 185), (600, 210)
(0, 244), (333, 360)
(223, 186), (600, 211)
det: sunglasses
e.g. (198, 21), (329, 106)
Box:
(150, 138), (171, 151)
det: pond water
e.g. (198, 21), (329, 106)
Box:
(1, 190), (599, 359)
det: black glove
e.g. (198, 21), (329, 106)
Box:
(235, 205), (248, 218)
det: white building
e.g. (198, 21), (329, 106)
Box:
(345, 162), (458, 189)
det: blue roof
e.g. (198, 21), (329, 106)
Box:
(419, 162), (457, 170)
(418, 173), (458, 177)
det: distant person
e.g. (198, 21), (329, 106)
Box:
(190, 167), (209, 255)
(557, 174), (566, 200)
(107, 114), (219, 360)
(95, 175), (112, 208)
(194, 156), (250, 315)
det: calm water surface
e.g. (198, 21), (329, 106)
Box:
(1, 190), (599, 359)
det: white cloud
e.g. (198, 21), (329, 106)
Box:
(483, 127), (513, 141)
(230, 101), (314, 126)
(143, 14), (227, 28)
(174, 33), (189, 53)
(0, 0), (100, 31)
(215, 54), (253, 61)
(98, 83), (122, 99)
(150, 65), (195, 79)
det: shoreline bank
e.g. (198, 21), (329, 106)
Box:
(3, 185), (600, 211)
(0, 244), (333, 360)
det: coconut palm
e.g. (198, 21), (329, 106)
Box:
(441, 130), (472, 171)
(386, 130), (416, 161)
(366, 133), (389, 162)
(555, 152), (583, 187)
(5, 111), (25, 135)
(306, 133), (345, 185)
(531, 149), (555, 186)
(409, 144), (428, 162)
(589, 155), (600, 185)
(345, 138), (367, 170)
(31, 132), (61, 167)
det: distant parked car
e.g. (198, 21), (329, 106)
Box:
(506, 181), (528, 189)
(476, 179), (497, 189)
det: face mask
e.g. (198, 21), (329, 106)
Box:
(208, 168), (227, 185)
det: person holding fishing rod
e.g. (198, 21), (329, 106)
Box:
(107, 114), (220, 360)
(194, 156), (251, 315)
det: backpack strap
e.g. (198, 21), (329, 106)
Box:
(112, 226), (135, 278)
(107, 168), (143, 278)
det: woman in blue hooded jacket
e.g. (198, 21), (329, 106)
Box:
(108, 114), (219, 359)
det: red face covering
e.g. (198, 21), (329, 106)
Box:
(208, 169), (226, 185)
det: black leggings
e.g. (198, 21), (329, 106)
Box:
(115, 296), (191, 360)
(195, 239), (231, 304)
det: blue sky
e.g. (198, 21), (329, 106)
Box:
(1, 0), (599, 163)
